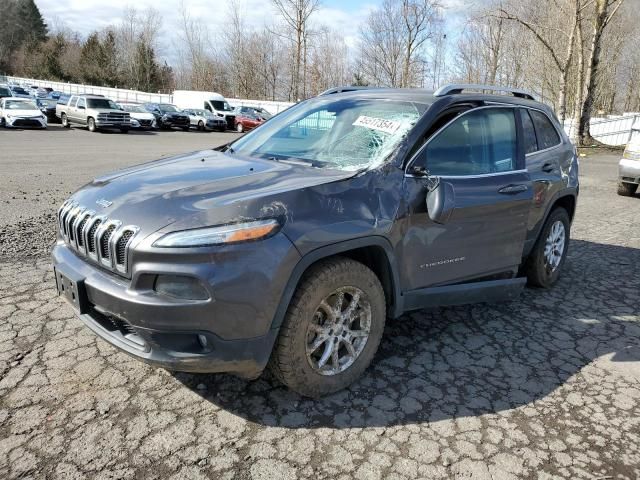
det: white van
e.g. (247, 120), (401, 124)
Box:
(172, 90), (236, 130)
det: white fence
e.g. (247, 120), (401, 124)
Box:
(564, 114), (640, 146)
(3, 75), (294, 115)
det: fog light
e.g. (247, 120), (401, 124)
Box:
(154, 275), (210, 300)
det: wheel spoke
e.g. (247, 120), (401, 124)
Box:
(318, 300), (337, 321)
(348, 329), (368, 338)
(317, 341), (333, 368)
(331, 348), (340, 371)
(343, 292), (361, 318)
(307, 334), (329, 354)
(332, 291), (345, 314)
(343, 338), (357, 357)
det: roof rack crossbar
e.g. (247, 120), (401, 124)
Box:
(434, 83), (536, 101)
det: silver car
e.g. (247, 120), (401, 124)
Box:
(618, 135), (640, 196)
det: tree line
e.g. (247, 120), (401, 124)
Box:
(1, 0), (638, 145)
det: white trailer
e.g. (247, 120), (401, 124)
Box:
(172, 90), (236, 129)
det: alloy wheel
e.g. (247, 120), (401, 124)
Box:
(544, 220), (565, 271)
(305, 286), (371, 376)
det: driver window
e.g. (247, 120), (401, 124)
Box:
(417, 108), (516, 176)
(77, 98), (85, 108)
(204, 103), (212, 112)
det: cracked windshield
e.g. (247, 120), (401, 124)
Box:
(231, 98), (428, 171)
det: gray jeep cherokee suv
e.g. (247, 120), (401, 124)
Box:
(52, 84), (579, 397)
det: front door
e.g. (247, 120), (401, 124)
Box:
(400, 106), (533, 290)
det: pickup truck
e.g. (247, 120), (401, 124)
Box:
(57, 94), (130, 133)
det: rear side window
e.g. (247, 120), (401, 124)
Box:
(419, 108), (517, 176)
(520, 109), (538, 154)
(529, 110), (561, 150)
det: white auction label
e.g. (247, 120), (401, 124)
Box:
(352, 115), (402, 134)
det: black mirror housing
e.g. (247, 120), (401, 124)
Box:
(426, 181), (456, 224)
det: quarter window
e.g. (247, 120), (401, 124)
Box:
(418, 108), (517, 176)
(529, 110), (561, 150)
(521, 109), (538, 154)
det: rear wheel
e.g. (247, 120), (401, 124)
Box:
(269, 258), (386, 397)
(61, 113), (70, 128)
(524, 207), (570, 288)
(120, 127), (129, 133)
(236, 123), (244, 133)
(182, 126), (190, 132)
(87, 117), (96, 132)
(198, 120), (204, 131)
(617, 181), (638, 196)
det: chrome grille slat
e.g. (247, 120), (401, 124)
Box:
(58, 202), (138, 277)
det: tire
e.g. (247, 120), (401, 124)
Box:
(617, 181), (638, 196)
(182, 126), (190, 132)
(236, 123), (244, 133)
(269, 257), (386, 397)
(87, 117), (96, 132)
(524, 207), (571, 288)
(61, 113), (70, 128)
(198, 120), (204, 131)
(120, 128), (129, 134)
(1, 117), (5, 128)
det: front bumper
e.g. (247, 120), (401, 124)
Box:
(51, 232), (300, 376)
(95, 121), (130, 128)
(6, 116), (46, 128)
(619, 158), (640, 184)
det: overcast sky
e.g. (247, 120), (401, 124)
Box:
(36, 0), (472, 63)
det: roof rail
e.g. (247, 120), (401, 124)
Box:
(433, 83), (536, 101)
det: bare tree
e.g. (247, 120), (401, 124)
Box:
(358, 0), (441, 88)
(271, 0), (321, 100)
(498, 0), (585, 123)
(576, 0), (626, 144)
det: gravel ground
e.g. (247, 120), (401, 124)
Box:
(0, 129), (639, 480)
(0, 125), (237, 260)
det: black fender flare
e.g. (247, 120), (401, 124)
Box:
(269, 236), (403, 332)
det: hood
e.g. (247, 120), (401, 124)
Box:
(129, 112), (155, 121)
(69, 150), (355, 236)
(5, 109), (42, 117)
(91, 108), (128, 114)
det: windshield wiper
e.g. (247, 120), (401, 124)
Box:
(266, 155), (317, 167)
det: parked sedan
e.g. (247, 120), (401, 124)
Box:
(119, 103), (157, 130)
(0, 85), (13, 99)
(617, 135), (640, 196)
(143, 103), (190, 131)
(234, 111), (265, 132)
(235, 105), (272, 120)
(183, 108), (226, 131)
(36, 98), (59, 123)
(1, 98), (47, 128)
(9, 86), (31, 98)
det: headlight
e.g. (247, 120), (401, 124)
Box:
(623, 149), (640, 161)
(153, 219), (280, 248)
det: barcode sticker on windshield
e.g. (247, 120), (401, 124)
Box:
(352, 116), (402, 134)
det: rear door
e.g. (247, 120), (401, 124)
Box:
(400, 106), (533, 289)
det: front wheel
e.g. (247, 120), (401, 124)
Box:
(236, 123), (244, 133)
(269, 258), (386, 397)
(120, 128), (129, 134)
(182, 126), (190, 132)
(87, 117), (96, 132)
(617, 182), (638, 197)
(524, 207), (570, 288)
(197, 120), (204, 131)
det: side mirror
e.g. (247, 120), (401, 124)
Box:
(426, 180), (455, 224)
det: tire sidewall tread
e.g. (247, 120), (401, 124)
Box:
(269, 257), (386, 397)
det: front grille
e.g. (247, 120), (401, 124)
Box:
(57, 200), (139, 276)
(87, 219), (102, 253)
(13, 119), (42, 127)
(138, 119), (153, 127)
(97, 112), (130, 123)
(100, 225), (116, 259)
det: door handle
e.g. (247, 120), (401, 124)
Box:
(498, 184), (528, 194)
(541, 162), (555, 173)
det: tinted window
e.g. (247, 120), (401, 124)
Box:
(420, 108), (517, 176)
(0, 87), (11, 97)
(521, 109), (538, 154)
(86, 98), (117, 109)
(529, 110), (560, 150)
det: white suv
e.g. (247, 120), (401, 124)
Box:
(618, 134), (640, 196)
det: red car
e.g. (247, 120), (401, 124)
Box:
(234, 113), (265, 132)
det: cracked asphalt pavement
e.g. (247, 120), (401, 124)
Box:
(1, 127), (639, 479)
